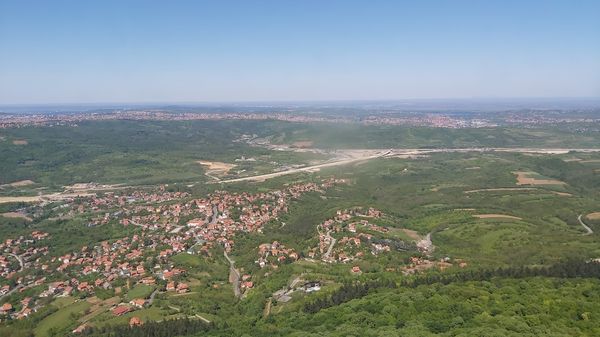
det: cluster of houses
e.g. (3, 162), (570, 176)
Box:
(166, 280), (189, 293)
(0, 175), (470, 328)
(1, 230), (51, 321)
(312, 207), (393, 263)
(0, 296), (36, 320)
(0, 231), (49, 278)
(402, 256), (468, 274)
(256, 241), (298, 268)
(0, 178), (347, 322)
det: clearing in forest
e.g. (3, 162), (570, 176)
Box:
(552, 191), (572, 196)
(586, 212), (600, 220)
(474, 214), (522, 220)
(1, 212), (32, 221)
(5, 180), (35, 187)
(291, 140), (314, 148)
(399, 228), (421, 241)
(464, 187), (536, 193)
(197, 160), (237, 180)
(0, 196), (41, 204)
(513, 171), (566, 186)
(197, 160), (236, 171)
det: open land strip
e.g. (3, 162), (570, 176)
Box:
(218, 147), (600, 184)
(474, 214), (522, 220)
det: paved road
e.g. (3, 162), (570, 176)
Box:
(9, 253), (24, 271)
(0, 284), (23, 301)
(578, 215), (594, 235)
(289, 274), (304, 289)
(217, 151), (390, 183)
(224, 251), (241, 298)
(322, 231), (337, 262)
(210, 206), (218, 224)
(148, 289), (159, 305)
(214, 148), (600, 184)
(0, 254), (24, 300)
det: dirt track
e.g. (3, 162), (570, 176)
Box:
(578, 215), (594, 235)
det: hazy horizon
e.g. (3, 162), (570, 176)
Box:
(2, 97), (600, 115)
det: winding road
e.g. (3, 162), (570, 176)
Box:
(322, 231), (337, 262)
(8, 253), (24, 271)
(0, 254), (24, 301)
(577, 215), (594, 235)
(148, 288), (159, 305)
(224, 250), (241, 298)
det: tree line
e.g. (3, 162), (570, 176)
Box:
(304, 259), (600, 314)
(75, 317), (213, 337)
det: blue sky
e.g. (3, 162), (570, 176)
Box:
(0, 0), (599, 103)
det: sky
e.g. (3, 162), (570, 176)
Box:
(0, 0), (599, 104)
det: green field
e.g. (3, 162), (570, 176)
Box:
(34, 299), (91, 337)
(126, 285), (155, 301)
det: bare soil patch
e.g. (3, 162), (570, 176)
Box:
(400, 228), (421, 241)
(0, 196), (41, 204)
(0, 191), (94, 204)
(464, 187), (537, 193)
(291, 141), (314, 148)
(474, 214), (522, 220)
(586, 212), (600, 220)
(552, 191), (572, 196)
(197, 160), (236, 172)
(63, 182), (125, 192)
(514, 171), (566, 186)
(1, 212), (32, 221)
(80, 296), (120, 323)
(12, 140), (28, 145)
(198, 160), (237, 181)
(7, 180), (35, 187)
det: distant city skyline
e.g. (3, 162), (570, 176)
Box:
(1, 0), (599, 104)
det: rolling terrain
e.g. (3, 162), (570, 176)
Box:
(0, 119), (599, 337)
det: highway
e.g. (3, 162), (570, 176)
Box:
(215, 148), (600, 184)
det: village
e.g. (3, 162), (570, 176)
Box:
(0, 176), (470, 327)
(0, 178), (348, 325)
(311, 207), (466, 275)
